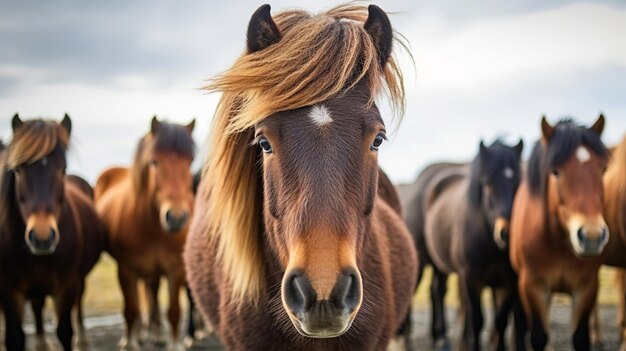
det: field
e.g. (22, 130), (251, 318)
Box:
(6, 254), (622, 350)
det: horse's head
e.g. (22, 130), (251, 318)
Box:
(7, 114), (70, 255)
(539, 115), (609, 256)
(244, 4), (398, 338)
(471, 139), (523, 249)
(135, 116), (195, 233)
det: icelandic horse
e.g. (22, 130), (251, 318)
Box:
(184, 4), (418, 350)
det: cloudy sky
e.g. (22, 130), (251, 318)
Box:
(1, 0), (625, 183)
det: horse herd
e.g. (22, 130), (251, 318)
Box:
(0, 3), (625, 351)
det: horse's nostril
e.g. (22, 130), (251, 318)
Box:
(500, 229), (509, 241)
(577, 228), (586, 242)
(330, 269), (361, 313)
(166, 210), (174, 223)
(600, 227), (608, 242)
(284, 270), (315, 315)
(48, 229), (56, 243)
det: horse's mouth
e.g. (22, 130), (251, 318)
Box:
(286, 309), (354, 339)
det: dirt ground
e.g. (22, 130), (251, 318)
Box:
(4, 255), (624, 350)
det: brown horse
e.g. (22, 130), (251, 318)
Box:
(599, 135), (626, 350)
(0, 114), (106, 351)
(510, 115), (609, 351)
(184, 3), (417, 350)
(94, 116), (195, 350)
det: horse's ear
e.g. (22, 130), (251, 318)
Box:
(364, 5), (393, 68)
(187, 118), (196, 133)
(541, 115), (554, 143)
(61, 113), (72, 136)
(479, 140), (488, 157)
(11, 113), (23, 132)
(589, 113), (605, 136)
(514, 139), (524, 157)
(247, 4), (281, 53)
(151, 115), (160, 134)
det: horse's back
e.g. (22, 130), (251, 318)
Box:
(603, 137), (626, 267)
(67, 174), (94, 199)
(94, 167), (130, 202)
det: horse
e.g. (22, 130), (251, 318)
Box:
(398, 140), (524, 350)
(94, 116), (195, 350)
(0, 114), (106, 351)
(183, 3), (417, 350)
(598, 135), (626, 350)
(509, 115), (609, 351)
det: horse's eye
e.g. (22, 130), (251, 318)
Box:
(552, 169), (560, 178)
(259, 137), (272, 154)
(371, 133), (387, 151)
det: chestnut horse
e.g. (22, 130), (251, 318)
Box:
(184, 4), (417, 350)
(94, 116), (195, 350)
(510, 115), (609, 351)
(599, 135), (626, 350)
(0, 114), (106, 351)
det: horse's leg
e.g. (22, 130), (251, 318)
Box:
(166, 271), (185, 351)
(513, 293), (528, 351)
(73, 280), (88, 349)
(118, 267), (140, 350)
(54, 286), (76, 351)
(589, 305), (602, 348)
(182, 285), (197, 348)
(459, 276), (483, 351)
(2, 291), (26, 351)
(618, 269), (626, 351)
(519, 270), (550, 351)
(492, 286), (516, 351)
(31, 295), (48, 350)
(430, 267), (450, 350)
(144, 275), (165, 344)
(572, 278), (599, 351)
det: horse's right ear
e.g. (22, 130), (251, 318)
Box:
(589, 113), (605, 137)
(186, 118), (196, 133)
(12, 113), (23, 132)
(247, 4), (281, 53)
(151, 115), (160, 134)
(364, 5), (393, 68)
(541, 115), (554, 143)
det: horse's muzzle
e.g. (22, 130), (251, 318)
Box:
(282, 268), (362, 338)
(25, 228), (59, 255)
(569, 224), (609, 257)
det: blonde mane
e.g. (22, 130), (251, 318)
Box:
(6, 120), (69, 170)
(605, 135), (626, 240)
(202, 4), (407, 303)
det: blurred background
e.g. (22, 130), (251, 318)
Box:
(1, 0), (625, 184)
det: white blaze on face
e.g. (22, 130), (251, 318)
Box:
(503, 167), (514, 179)
(309, 105), (333, 127)
(576, 146), (591, 163)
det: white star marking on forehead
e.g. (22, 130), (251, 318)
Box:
(503, 167), (514, 179)
(576, 146), (590, 163)
(308, 105), (333, 127)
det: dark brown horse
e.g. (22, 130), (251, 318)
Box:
(400, 139), (524, 351)
(510, 115), (609, 351)
(184, 4), (417, 350)
(598, 135), (626, 350)
(0, 114), (106, 351)
(94, 116), (195, 350)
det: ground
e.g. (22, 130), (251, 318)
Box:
(3, 254), (624, 350)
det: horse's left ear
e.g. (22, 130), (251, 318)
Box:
(364, 5), (393, 68)
(187, 118), (196, 133)
(479, 140), (489, 158)
(589, 113), (605, 136)
(12, 113), (23, 132)
(247, 4), (281, 53)
(514, 139), (524, 157)
(61, 113), (72, 136)
(151, 115), (160, 134)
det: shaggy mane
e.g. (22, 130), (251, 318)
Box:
(201, 3), (407, 303)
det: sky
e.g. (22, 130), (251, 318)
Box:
(0, 0), (625, 183)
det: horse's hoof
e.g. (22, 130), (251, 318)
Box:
(119, 336), (141, 351)
(182, 336), (196, 349)
(434, 338), (452, 351)
(34, 336), (50, 351)
(166, 340), (186, 351)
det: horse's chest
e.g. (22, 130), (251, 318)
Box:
(116, 239), (183, 276)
